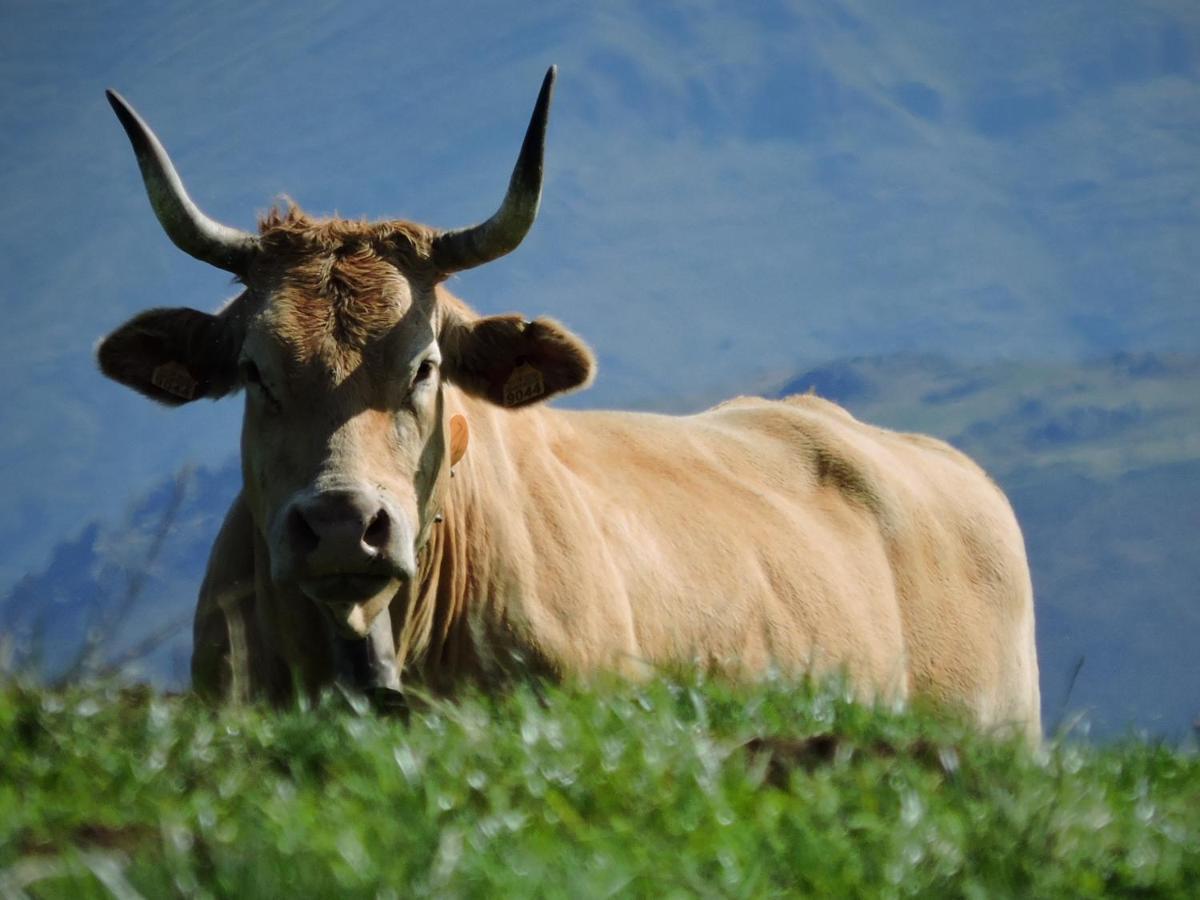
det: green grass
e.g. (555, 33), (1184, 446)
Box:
(1, 676), (1197, 898)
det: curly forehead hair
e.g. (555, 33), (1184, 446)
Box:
(244, 205), (443, 361)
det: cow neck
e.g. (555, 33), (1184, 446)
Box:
(393, 391), (547, 689)
(395, 479), (474, 689)
(392, 391), (491, 688)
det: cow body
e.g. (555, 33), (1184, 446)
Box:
(194, 379), (1040, 738)
(100, 69), (1041, 741)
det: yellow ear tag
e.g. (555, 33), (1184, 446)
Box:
(151, 361), (197, 400)
(503, 363), (545, 407)
(449, 414), (470, 466)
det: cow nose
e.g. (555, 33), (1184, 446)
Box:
(286, 490), (393, 564)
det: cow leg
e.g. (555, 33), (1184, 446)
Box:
(193, 495), (259, 702)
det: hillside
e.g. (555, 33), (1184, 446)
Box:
(3, 352), (1197, 736)
(0, 462), (238, 687)
(6, 0), (1200, 601)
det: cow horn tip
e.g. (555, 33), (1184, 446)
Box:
(105, 88), (128, 114)
(105, 89), (142, 136)
(540, 66), (557, 102)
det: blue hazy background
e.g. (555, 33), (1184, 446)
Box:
(1, 1), (1197, 735)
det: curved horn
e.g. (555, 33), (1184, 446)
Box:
(431, 66), (556, 274)
(106, 90), (258, 273)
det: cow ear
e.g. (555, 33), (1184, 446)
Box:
(442, 314), (595, 408)
(98, 307), (240, 406)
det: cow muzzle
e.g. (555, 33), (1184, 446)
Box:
(277, 486), (417, 638)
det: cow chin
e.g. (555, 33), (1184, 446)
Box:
(301, 575), (401, 639)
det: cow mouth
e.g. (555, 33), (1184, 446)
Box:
(301, 573), (397, 606)
(298, 573), (402, 640)
(305, 575), (404, 698)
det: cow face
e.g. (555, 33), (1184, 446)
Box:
(237, 229), (445, 637)
(100, 208), (594, 638)
(100, 211), (593, 636)
(97, 69), (594, 638)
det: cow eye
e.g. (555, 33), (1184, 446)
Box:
(240, 360), (262, 386)
(412, 359), (436, 385)
(240, 359), (279, 407)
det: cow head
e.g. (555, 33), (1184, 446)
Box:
(98, 68), (594, 648)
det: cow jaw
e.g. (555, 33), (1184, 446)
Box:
(312, 575), (401, 639)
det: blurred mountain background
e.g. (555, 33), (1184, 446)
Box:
(1, 2), (1196, 735)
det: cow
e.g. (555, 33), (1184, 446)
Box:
(98, 68), (1041, 740)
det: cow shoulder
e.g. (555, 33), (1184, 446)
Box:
(707, 394), (891, 517)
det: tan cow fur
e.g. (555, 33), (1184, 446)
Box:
(109, 207), (1040, 741)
